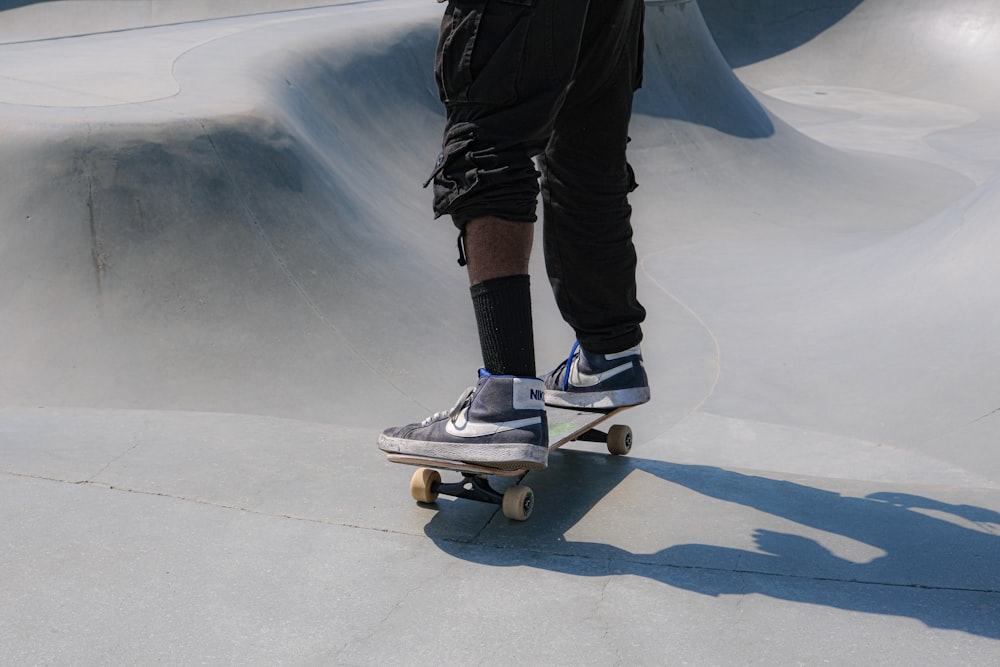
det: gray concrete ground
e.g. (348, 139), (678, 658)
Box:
(2, 0), (999, 663)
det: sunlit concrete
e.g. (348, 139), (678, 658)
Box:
(2, 0), (998, 662)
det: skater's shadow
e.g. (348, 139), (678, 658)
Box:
(423, 451), (1000, 639)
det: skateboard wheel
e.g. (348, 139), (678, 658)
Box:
(410, 468), (441, 504)
(502, 485), (534, 521)
(606, 424), (632, 456)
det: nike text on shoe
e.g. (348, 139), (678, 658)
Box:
(543, 342), (650, 410)
(378, 370), (549, 470)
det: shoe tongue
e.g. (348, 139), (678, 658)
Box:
(577, 348), (598, 374)
(449, 385), (476, 417)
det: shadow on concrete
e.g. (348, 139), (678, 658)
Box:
(0, 0), (46, 8)
(698, 0), (865, 67)
(635, 1), (775, 137)
(424, 454), (1000, 639)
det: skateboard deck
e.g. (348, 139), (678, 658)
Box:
(386, 405), (634, 521)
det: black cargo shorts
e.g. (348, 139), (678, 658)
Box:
(430, 0), (647, 354)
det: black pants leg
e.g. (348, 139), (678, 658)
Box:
(541, 0), (646, 354)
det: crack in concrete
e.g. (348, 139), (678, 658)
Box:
(592, 576), (625, 666)
(87, 439), (142, 482)
(4, 469), (999, 596)
(331, 556), (452, 662)
(2, 470), (402, 537)
(971, 406), (1000, 424)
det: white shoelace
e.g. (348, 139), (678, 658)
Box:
(420, 386), (475, 426)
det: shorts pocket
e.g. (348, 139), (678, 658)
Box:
(435, 0), (536, 106)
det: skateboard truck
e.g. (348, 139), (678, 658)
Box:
(438, 473), (504, 506)
(389, 406), (634, 522)
(410, 468), (535, 521)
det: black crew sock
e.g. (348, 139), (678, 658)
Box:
(470, 274), (536, 377)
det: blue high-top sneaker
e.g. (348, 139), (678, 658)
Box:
(543, 342), (650, 410)
(378, 370), (549, 470)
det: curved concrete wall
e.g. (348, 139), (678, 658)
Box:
(1, 0), (998, 473)
(0, 0), (349, 43)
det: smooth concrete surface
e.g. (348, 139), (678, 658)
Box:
(0, 0), (358, 43)
(2, 0), (999, 663)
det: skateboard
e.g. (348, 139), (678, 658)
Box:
(385, 405), (634, 521)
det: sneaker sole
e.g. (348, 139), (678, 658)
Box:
(544, 386), (651, 410)
(378, 433), (548, 471)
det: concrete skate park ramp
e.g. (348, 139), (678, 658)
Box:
(3, 0), (1000, 662)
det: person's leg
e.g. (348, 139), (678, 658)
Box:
(464, 216), (535, 377)
(463, 216), (532, 285)
(379, 0), (591, 468)
(429, 0), (588, 381)
(541, 0), (646, 354)
(539, 0), (650, 409)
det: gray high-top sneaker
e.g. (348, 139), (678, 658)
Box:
(378, 370), (549, 470)
(543, 342), (650, 410)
